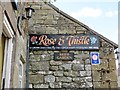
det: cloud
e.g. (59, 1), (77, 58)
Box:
(69, 7), (102, 18)
(105, 10), (118, 17)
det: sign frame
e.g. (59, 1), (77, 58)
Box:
(90, 52), (100, 65)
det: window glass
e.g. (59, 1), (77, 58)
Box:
(19, 60), (23, 88)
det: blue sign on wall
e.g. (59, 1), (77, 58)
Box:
(90, 52), (100, 65)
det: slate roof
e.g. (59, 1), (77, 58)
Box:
(48, 3), (118, 49)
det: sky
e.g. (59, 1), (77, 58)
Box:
(53, 0), (119, 44)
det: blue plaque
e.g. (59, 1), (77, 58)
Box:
(90, 52), (100, 65)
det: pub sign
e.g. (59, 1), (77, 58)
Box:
(29, 34), (99, 50)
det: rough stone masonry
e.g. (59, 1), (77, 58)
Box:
(27, 1), (118, 89)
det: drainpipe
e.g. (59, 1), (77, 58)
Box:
(26, 31), (30, 89)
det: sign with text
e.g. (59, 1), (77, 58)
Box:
(54, 52), (74, 60)
(29, 34), (99, 50)
(90, 52), (100, 65)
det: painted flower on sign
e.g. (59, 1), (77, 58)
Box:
(90, 37), (97, 45)
(31, 36), (38, 44)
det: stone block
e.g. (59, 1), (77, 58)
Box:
(61, 64), (72, 70)
(46, 15), (54, 20)
(37, 71), (46, 74)
(72, 64), (84, 71)
(29, 55), (40, 61)
(54, 71), (63, 76)
(33, 51), (43, 55)
(92, 70), (101, 81)
(109, 81), (118, 88)
(92, 65), (101, 70)
(45, 30), (58, 34)
(105, 52), (115, 59)
(45, 75), (55, 83)
(103, 70), (117, 81)
(85, 59), (91, 64)
(29, 55), (35, 60)
(109, 59), (116, 69)
(100, 59), (109, 69)
(49, 82), (62, 88)
(92, 61), (108, 70)
(58, 30), (69, 34)
(58, 65), (63, 70)
(80, 82), (86, 88)
(86, 71), (92, 76)
(30, 61), (49, 70)
(99, 50), (104, 58)
(80, 71), (86, 77)
(44, 71), (53, 75)
(45, 27), (58, 34)
(73, 51), (79, 54)
(85, 77), (92, 82)
(34, 84), (49, 88)
(32, 5), (40, 9)
(64, 71), (79, 77)
(74, 54), (82, 59)
(37, 71), (53, 75)
(50, 60), (62, 65)
(28, 71), (36, 75)
(62, 82), (80, 88)
(85, 81), (93, 88)
(29, 84), (33, 88)
(41, 5), (51, 10)
(73, 77), (85, 83)
(50, 66), (59, 71)
(82, 54), (89, 59)
(93, 81), (114, 88)
(100, 81), (109, 88)
(93, 82), (101, 88)
(29, 52), (34, 55)
(40, 54), (51, 60)
(85, 65), (91, 70)
(44, 19), (55, 25)
(33, 55), (41, 61)
(56, 77), (72, 82)
(29, 74), (44, 84)
(71, 60), (81, 64)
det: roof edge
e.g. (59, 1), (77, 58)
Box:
(47, 3), (118, 49)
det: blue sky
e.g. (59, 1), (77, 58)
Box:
(53, 0), (118, 44)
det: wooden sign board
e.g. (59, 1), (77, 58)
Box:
(29, 34), (99, 50)
(54, 52), (74, 60)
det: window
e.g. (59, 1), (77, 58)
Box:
(19, 60), (23, 88)
(19, 80), (22, 88)
(1, 13), (14, 89)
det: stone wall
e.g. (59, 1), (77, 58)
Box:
(28, 1), (118, 88)
(29, 50), (93, 88)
